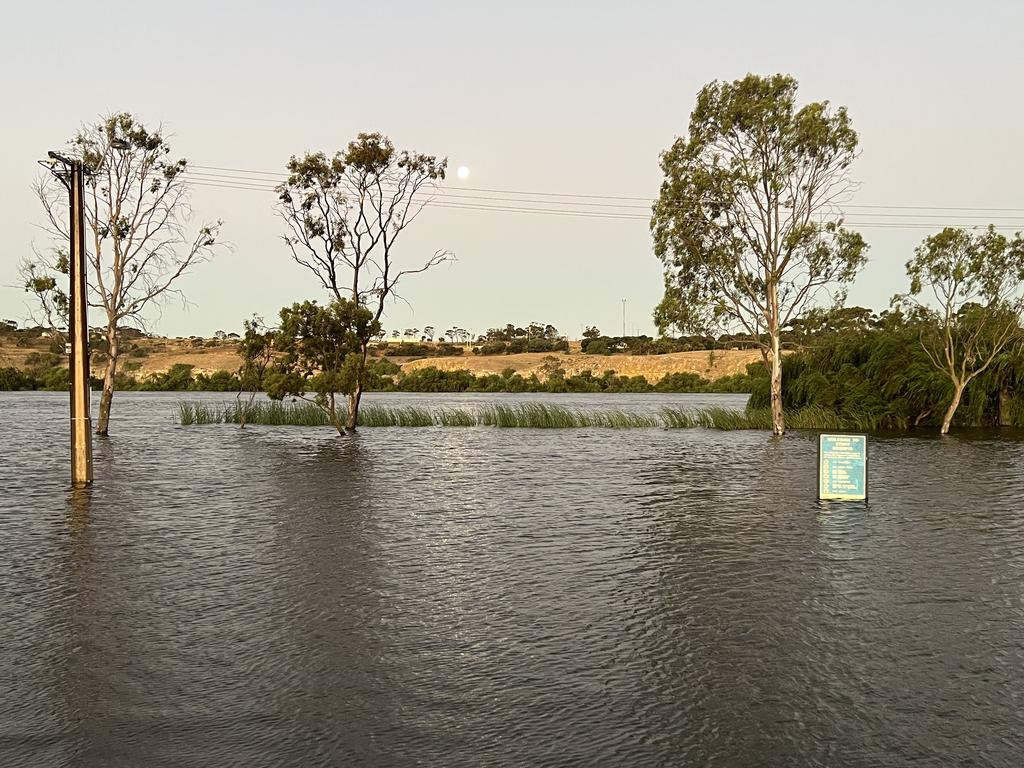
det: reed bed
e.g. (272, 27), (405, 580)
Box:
(357, 405), (436, 427)
(178, 400), (331, 426)
(436, 407), (477, 427)
(474, 403), (659, 429)
(178, 400), (894, 432)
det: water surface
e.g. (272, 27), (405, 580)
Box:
(3, 392), (1023, 766)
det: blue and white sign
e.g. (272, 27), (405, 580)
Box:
(818, 434), (868, 500)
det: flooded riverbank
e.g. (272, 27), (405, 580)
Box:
(3, 392), (1023, 766)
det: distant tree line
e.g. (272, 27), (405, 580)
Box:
(372, 365), (757, 394)
(2, 358), (759, 396)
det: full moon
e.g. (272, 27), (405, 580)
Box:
(456, 165), (470, 180)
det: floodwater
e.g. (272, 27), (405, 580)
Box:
(2, 391), (1024, 767)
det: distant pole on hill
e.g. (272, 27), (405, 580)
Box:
(622, 298), (626, 337)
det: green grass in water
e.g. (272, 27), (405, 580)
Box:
(178, 400), (897, 432)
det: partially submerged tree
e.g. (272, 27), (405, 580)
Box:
(896, 226), (1024, 434)
(253, 299), (380, 435)
(235, 315), (276, 428)
(277, 132), (451, 431)
(651, 74), (868, 435)
(27, 112), (222, 435)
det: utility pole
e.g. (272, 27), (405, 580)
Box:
(44, 152), (93, 487)
(621, 298), (626, 337)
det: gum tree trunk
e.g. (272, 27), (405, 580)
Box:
(940, 381), (965, 435)
(95, 324), (118, 436)
(769, 330), (785, 436)
(328, 392), (346, 435)
(345, 342), (369, 432)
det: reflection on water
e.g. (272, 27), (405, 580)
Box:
(2, 392), (1024, 766)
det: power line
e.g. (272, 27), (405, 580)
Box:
(188, 162), (1024, 214)
(185, 178), (1024, 230)
(185, 171), (1024, 220)
(183, 164), (1024, 230)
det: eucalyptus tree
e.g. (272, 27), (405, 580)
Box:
(254, 299), (380, 435)
(651, 74), (868, 435)
(897, 226), (1024, 434)
(27, 112), (222, 435)
(277, 132), (452, 431)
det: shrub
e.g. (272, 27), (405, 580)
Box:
(0, 367), (35, 391)
(474, 341), (508, 356)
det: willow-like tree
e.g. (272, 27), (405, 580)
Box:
(897, 226), (1024, 434)
(651, 74), (868, 435)
(277, 132), (451, 431)
(27, 113), (222, 435)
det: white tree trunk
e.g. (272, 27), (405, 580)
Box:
(941, 382), (965, 435)
(769, 330), (785, 436)
(96, 323), (118, 436)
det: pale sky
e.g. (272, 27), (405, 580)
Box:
(2, 0), (1022, 339)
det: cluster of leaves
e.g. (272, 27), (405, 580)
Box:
(479, 323), (562, 343)
(473, 338), (570, 355)
(369, 365), (760, 394)
(378, 342), (464, 358)
(119, 364), (240, 392)
(747, 308), (1024, 428)
(581, 335), (717, 355)
(236, 299), (379, 433)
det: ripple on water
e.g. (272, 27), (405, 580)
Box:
(1, 391), (1023, 767)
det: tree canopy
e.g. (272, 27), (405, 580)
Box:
(652, 73), (868, 434)
(27, 112), (222, 434)
(896, 226), (1024, 433)
(276, 132), (451, 430)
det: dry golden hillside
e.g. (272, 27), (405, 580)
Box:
(402, 349), (761, 381)
(2, 333), (762, 382)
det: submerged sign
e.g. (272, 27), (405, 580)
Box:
(818, 434), (868, 500)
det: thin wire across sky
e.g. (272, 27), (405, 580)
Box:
(184, 164), (1024, 231)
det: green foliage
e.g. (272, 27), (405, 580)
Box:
(193, 370), (240, 391)
(476, 403), (657, 429)
(474, 341), (509, 356)
(381, 342), (464, 357)
(896, 226), (1024, 431)
(29, 111), (222, 435)
(580, 334), (717, 355)
(177, 399), (931, 432)
(137, 363), (195, 391)
(394, 367), (476, 392)
(652, 74), (867, 337)
(436, 407), (477, 427)
(357, 405), (435, 427)
(0, 367), (36, 391)
(37, 366), (70, 391)
(178, 400), (330, 427)
(248, 298), (381, 432)
(652, 73), (868, 434)
(749, 309), (1024, 429)
(361, 365), (758, 394)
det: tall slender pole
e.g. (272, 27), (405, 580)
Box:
(68, 161), (93, 486)
(621, 298), (626, 337)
